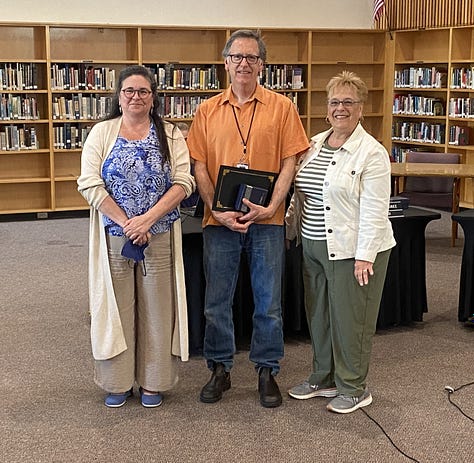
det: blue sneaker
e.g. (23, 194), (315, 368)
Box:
(139, 387), (163, 408)
(104, 388), (133, 408)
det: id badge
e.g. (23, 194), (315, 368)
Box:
(236, 163), (249, 169)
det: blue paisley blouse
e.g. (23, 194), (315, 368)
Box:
(101, 123), (179, 236)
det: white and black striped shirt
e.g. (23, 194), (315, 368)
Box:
(294, 142), (337, 240)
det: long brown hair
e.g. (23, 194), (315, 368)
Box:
(104, 65), (171, 161)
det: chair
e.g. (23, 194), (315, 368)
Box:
(400, 151), (461, 246)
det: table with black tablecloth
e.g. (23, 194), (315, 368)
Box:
(452, 209), (474, 322)
(378, 207), (440, 327)
(181, 207), (440, 355)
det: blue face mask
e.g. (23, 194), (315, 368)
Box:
(121, 240), (149, 262)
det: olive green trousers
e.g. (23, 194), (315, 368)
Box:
(301, 237), (391, 397)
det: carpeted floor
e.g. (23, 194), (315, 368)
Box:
(1, 209), (473, 463)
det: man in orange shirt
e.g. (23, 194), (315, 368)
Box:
(187, 29), (309, 408)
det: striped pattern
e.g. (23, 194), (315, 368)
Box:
(373, 0), (385, 21)
(374, 0), (474, 30)
(294, 144), (336, 240)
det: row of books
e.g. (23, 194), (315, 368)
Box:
(448, 125), (470, 145)
(146, 64), (220, 91)
(448, 97), (474, 118)
(0, 94), (41, 120)
(389, 196), (409, 218)
(0, 63), (39, 91)
(51, 64), (116, 91)
(0, 125), (38, 150)
(450, 67), (474, 89)
(258, 65), (304, 90)
(392, 121), (445, 144)
(52, 124), (92, 150)
(52, 94), (112, 120)
(282, 92), (299, 109)
(394, 67), (447, 89)
(391, 146), (413, 163)
(393, 94), (444, 116)
(157, 95), (211, 119)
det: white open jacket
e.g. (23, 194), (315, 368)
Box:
(77, 117), (195, 361)
(286, 123), (395, 262)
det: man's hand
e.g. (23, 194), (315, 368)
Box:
(212, 210), (253, 233)
(238, 198), (274, 223)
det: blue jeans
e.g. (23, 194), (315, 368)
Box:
(202, 224), (284, 375)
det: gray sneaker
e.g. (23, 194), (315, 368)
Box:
(288, 381), (338, 399)
(326, 389), (372, 414)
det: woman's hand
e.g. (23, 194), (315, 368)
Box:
(354, 259), (374, 286)
(123, 215), (153, 244)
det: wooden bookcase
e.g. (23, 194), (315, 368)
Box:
(310, 30), (389, 142)
(388, 26), (474, 207)
(0, 23), (389, 215)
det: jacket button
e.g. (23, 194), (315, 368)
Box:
(325, 206), (330, 210)
(331, 161), (336, 165)
(328, 229), (333, 233)
(330, 253), (335, 258)
(351, 170), (356, 175)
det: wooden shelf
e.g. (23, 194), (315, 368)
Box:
(0, 23), (389, 215)
(389, 27), (474, 207)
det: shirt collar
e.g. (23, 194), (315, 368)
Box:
(312, 123), (364, 155)
(220, 84), (266, 106)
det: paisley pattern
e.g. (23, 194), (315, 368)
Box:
(102, 124), (179, 236)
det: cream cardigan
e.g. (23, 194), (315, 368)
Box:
(77, 117), (194, 361)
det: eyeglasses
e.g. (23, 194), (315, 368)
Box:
(227, 54), (260, 65)
(121, 88), (152, 98)
(328, 99), (361, 108)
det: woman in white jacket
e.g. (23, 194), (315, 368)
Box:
(78, 65), (195, 408)
(285, 71), (395, 414)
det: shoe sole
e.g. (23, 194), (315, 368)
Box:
(141, 400), (163, 408)
(288, 388), (338, 400)
(327, 394), (373, 414)
(199, 382), (231, 403)
(105, 401), (127, 408)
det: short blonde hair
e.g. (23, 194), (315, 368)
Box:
(326, 71), (368, 103)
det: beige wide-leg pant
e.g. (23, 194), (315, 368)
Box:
(95, 231), (178, 393)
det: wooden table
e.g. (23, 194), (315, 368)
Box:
(391, 162), (474, 246)
(391, 162), (474, 199)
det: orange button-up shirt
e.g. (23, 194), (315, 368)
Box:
(187, 85), (309, 227)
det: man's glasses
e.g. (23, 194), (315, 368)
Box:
(328, 99), (361, 108)
(227, 54), (260, 65)
(121, 88), (152, 98)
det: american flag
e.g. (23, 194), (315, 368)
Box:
(373, 0), (385, 21)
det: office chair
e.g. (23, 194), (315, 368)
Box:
(400, 151), (461, 246)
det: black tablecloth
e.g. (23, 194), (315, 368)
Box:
(452, 210), (474, 322)
(182, 207), (440, 355)
(378, 207), (440, 327)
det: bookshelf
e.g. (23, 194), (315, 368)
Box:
(310, 30), (389, 143)
(0, 23), (389, 215)
(389, 27), (474, 207)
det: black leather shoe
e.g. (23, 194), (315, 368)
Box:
(199, 363), (231, 403)
(258, 367), (282, 408)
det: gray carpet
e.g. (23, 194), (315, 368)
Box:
(1, 210), (473, 463)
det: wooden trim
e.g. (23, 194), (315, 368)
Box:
(375, 0), (474, 31)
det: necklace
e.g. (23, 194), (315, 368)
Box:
(231, 100), (257, 167)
